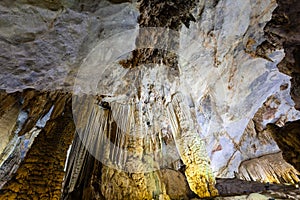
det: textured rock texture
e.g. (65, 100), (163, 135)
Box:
(62, 135), (194, 200)
(267, 120), (300, 172)
(214, 178), (300, 200)
(168, 93), (218, 197)
(264, 0), (300, 110)
(0, 91), (75, 199)
(0, 0), (138, 92)
(160, 169), (195, 200)
(0, 92), (20, 154)
(0, 0), (300, 199)
(238, 152), (299, 184)
(69, 0), (218, 198)
(178, 0), (300, 179)
(260, 0), (300, 185)
(64, 92), (216, 198)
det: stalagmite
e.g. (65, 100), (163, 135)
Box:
(0, 91), (75, 199)
(1, 0), (300, 199)
(70, 75), (218, 198)
(167, 92), (218, 197)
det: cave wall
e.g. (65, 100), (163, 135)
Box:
(0, 91), (75, 199)
(267, 120), (300, 172)
(0, 0), (299, 199)
(261, 0), (300, 176)
(264, 0), (300, 110)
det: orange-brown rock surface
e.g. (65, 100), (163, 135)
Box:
(0, 91), (75, 199)
(267, 120), (300, 172)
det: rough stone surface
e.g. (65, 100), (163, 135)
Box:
(176, 0), (299, 178)
(215, 178), (300, 200)
(0, 0), (300, 199)
(264, 0), (300, 110)
(238, 152), (300, 184)
(62, 136), (193, 200)
(100, 166), (171, 200)
(267, 120), (300, 172)
(65, 91), (217, 198)
(168, 93), (218, 197)
(0, 91), (75, 199)
(0, 92), (20, 154)
(0, 0), (138, 92)
(1, 0), (298, 181)
(160, 169), (195, 200)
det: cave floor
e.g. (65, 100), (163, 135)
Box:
(206, 178), (300, 200)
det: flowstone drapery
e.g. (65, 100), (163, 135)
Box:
(71, 27), (218, 198)
(1, 0), (300, 199)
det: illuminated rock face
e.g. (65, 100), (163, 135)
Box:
(100, 166), (171, 200)
(168, 93), (218, 197)
(68, 91), (217, 198)
(0, 91), (74, 199)
(238, 152), (300, 184)
(0, 0), (300, 199)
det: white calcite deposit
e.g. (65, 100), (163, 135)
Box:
(0, 0), (299, 186)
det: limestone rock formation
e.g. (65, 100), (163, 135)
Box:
(0, 0), (299, 199)
(0, 90), (75, 199)
(267, 120), (300, 172)
(0, 0), (138, 92)
(264, 0), (300, 110)
(160, 169), (194, 200)
(238, 152), (300, 184)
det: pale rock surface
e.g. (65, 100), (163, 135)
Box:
(72, 0), (300, 181)
(0, 0), (300, 194)
(0, 0), (138, 92)
(178, 0), (300, 178)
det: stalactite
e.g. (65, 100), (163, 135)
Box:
(238, 152), (300, 184)
(69, 82), (218, 198)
